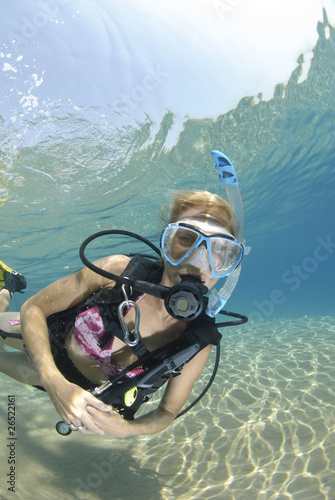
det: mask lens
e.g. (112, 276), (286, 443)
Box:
(210, 237), (242, 275)
(163, 226), (200, 264)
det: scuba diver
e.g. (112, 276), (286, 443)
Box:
(0, 151), (247, 437)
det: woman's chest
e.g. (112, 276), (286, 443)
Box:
(66, 297), (184, 381)
(110, 302), (184, 366)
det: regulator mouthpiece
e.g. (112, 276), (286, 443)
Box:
(164, 275), (208, 321)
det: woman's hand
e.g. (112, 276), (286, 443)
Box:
(86, 405), (177, 438)
(87, 406), (126, 437)
(45, 377), (112, 435)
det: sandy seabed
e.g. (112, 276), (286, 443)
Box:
(1, 316), (335, 500)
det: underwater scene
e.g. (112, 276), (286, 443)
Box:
(0, 1), (335, 499)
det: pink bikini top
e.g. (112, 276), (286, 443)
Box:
(72, 296), (146, 378)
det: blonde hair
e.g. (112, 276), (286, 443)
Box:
(161, 190), (235, 236)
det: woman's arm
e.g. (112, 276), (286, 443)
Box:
(87, 344), (212, 437)
(20, 254), (130, 434)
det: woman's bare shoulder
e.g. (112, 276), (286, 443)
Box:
(98, 254), (131, 274)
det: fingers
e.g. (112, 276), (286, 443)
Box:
(63, 421), (96, 435)
(81, 418), (105, 435)
(85, 393), (113, 413)
(68, 403), (111, 435)
(66, 412), (106, 436)
(64, 416), (105, 436)
(79, 427), (94, 435)
(87, 404), (119, 416)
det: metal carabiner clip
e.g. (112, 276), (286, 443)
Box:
(117, 285), (140, 347)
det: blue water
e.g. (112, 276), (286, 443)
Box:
(1, 12), (334, 320)
(1, 2), (335, 499)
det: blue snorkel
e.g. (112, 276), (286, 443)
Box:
(206, 150), (246, 317)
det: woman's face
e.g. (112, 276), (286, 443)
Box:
(162, 206), (230, 290)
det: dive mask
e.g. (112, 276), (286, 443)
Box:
(161, 218), (244, 279)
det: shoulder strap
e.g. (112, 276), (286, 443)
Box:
(113, 255), (164, 301)
(83, 255), (163, 307)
